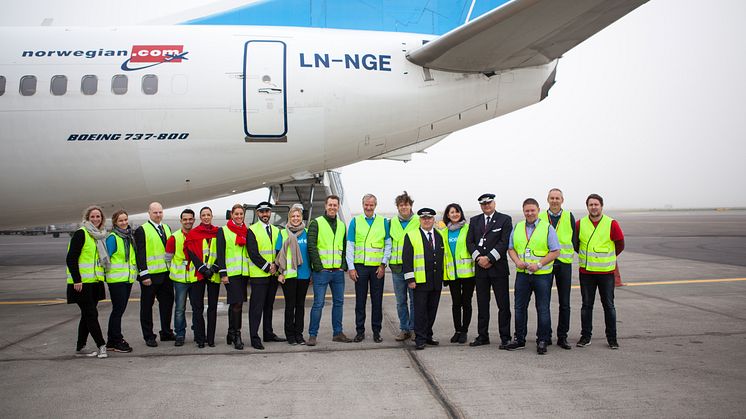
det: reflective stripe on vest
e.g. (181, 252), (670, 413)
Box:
(578, 215), (617, 272)
(538, 210), (574, 264)
(66, 228), (106, 284)
(222, 226), (250, 276)
(353, 214), (385, 266)
(142, 222), (171, 274)
(106, 233), (136, 283)
(205, 237), (221, 283)
(512, 219), (554, 275)
(248, 222), (279, 277)
(389, 215), (420, 265)
(316, 216), (345, 269)
(440, 224), (475, 280)
(169, 230), (198, 283)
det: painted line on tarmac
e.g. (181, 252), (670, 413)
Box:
(2, 277), (746, 306)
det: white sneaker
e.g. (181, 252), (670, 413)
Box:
(97, 345), (108, 358)
(75, 346), (97, 357)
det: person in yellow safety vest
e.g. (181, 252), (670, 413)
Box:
(103, 209), (137, 353)
(134, 202), (174, 348)
(215, 204), (250, 350)
(439, 203), (475, 345)
(275, 204), (311, 345)
(306, 194), (351, 346)
(347, 194), (392, 343)
(246, 201), (285, 350)
(506, 198), (561, 355)
(573, 193), (625, 350)
(389, 191), (419, 342)
(184, 206), (222, 348)
(403, 208), (445, 350)
(66, 205), (109, 358)
(165, 209), (197, 347)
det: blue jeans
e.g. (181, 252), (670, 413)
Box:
(173, 281), (193, 339)
(513, 272), (552, 343)
(392, 270), (414, 332)
(308, 270), (345, 337)
(579, 272), (616, 339)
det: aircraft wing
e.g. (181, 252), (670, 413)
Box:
(406, 0), (649, 73)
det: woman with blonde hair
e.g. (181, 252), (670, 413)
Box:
(275, 204), (311, 345)
(104, 209), (136, 353)
(66, 205), (109, 358)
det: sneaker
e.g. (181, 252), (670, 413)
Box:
(505, 340), (526, 351)
(608, 339), (619, 349)
(306, 336), (317, 346)
(395, 331), (411, 341)
(111, 340), (133, 353)
(576, 336), (592, 347)
(332, 333), (352, 343)
(75, 346), (98, 357)
(97, 345), (108, 358)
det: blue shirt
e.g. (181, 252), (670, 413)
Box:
(508, 219), (561, 251)
(447, 229), (460, 257)
(105, 235), (117, 258)
(346, 215), (392, 267)
(275, 229), (311, 280)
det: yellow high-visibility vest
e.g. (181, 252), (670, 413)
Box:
(352, 215), (386, 266)
(578, 215), (617, 272)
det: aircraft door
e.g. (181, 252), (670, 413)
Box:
(243, 40), (287, 141)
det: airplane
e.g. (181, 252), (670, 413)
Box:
(0, 0), (649, 228)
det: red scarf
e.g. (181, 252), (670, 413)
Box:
(184, 223), (219, 280)
(226, 219), (247, 247)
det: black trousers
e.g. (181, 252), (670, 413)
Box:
(139, 273), (174, 341)
(188, 281), (220, 344)
(281, 278), (310, 339)
(248, 280), (269, 344)
(448, 277), (475, 333)
(413, 288), (441, 345)
(77, 301), (106, 349)
(354, 265), (385, 335)
(550, 262), (572, 340)
(264, 278), (279, 338)
(475, 275), (511, 343)
(106, 281), (132, 344)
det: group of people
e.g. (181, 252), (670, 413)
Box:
(66, 189), (624, 358)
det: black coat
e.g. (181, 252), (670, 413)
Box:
(466, 212), (513, 279)
(402, 229), (444, 292)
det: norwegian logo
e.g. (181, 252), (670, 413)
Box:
(121, 45), (189, 71)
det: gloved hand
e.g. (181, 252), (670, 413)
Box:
(211, 264), (220, 274)
(198, 265), (211, 278)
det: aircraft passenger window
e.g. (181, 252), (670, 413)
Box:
(20, 75), (37, 96)
(51, 75), (68, 96)
(112, 74), (128, 95)
(142, 74), (158, 95)
(81, 75), (98, 95)
(0, 76), (5, 96)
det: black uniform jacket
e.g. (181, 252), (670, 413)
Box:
(402, 229), (444, 292)
(466, 212), (513, 279)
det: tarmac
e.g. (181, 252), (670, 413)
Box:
(1, 210), (745, 418)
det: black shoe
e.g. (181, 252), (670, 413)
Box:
(373, 333), (382, 343)
(226, 332), (234, 345)
(233, 332), (244, 350)
(145, 338), (158, 348)
(208, 342), (215, 348)
(415, 343), (425, 350)
(425, 338), (439, 346)
(469, 338), (490, 347)
(251, 340), (265, 350)
(576, 336), (592, 347)
(537, 341), (547, 355)
(557, 338), (572, 350)
(287, 336), (298, 345)
(450, 332), (460, 343)
(353, 333), (365, 342)
(263, 334), (286, 342)
(296, 335), (306, 345)
(159, 331), (176, 342)
(498, 340), (510, 350)
(197, 342), (205, 349)
(111, 340), (133, 353)
(506, 340), (526, 351)
(546, 340), (553, 346)
(458, 333), (468, 344)
(608, 339), (619, 349)
(174, 338), (185, 347)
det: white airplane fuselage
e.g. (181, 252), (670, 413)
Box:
(0, 25), (555, 228)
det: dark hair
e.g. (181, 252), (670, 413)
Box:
(180, 208), (195, 219)
(325, 195), (340, 205)
(522, 198), (540, 208)
(111, 209), (128, 226)
(586, 194), (604, 206)
(442, 203), (465, 224)
(199, 206), (212, 216)
(395, 191), (414, 206)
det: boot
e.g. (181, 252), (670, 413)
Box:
(233, 331), (245, 350)
(226, 329), (235, 345)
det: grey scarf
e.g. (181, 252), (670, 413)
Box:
(113, 226), (135, 260)
(276, 222), (306, 274)
(82, 221), (110, 270)
(447, 220), (466, 231)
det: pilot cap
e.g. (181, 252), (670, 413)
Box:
(256, 201), (273, 211)
(417, 208), (436, 218)
(478, 193), (496, 204)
